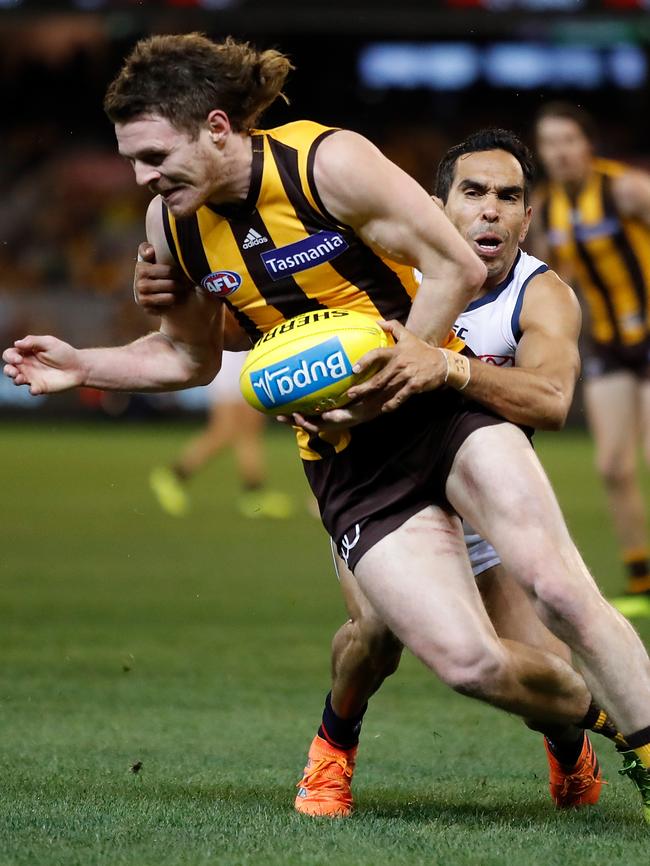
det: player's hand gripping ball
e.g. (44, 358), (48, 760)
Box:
(239, 309), (392, 415)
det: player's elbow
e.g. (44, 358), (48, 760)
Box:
(469, 256), (488, 293)
(188, 353), (222, 387)
(456, 251), (487, 302)
(171, 342), (222, 388)
(535, 394), (571, 431)
(538, 413), (566, 432)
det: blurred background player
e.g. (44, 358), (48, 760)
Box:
(133, 240), (294, 520)
(149, 349), (293, 519)
(533, 102), (650, 616)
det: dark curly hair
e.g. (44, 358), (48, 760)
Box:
(435, 128), (535, 206)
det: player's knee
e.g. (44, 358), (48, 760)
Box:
(597, 455), (634, 490)
(532, 570), (597, 645)
(524, 717), (550, 735)
(342, 609), (402, 679)
(356, 615), (402, 677)
(371, 633), (403, 678)
(440, 644), (508, 701)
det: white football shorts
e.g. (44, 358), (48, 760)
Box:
(462, 520), (501, 577)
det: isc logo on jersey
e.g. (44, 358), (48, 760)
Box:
(249, 338), (352, 410)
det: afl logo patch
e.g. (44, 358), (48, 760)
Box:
(201, 270), (242, 296)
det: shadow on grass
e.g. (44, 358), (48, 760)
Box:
(357, 788), (646, 836)
(153, 777), (646, 838)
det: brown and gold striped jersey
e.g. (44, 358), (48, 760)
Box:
(162, 120), (463, 459)
(539, 158), (650, 347)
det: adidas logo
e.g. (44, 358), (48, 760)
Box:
(242, 228), (268, 249)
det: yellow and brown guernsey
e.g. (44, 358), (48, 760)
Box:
(162, 120), (463, 459)
(539, 158), (650, 347)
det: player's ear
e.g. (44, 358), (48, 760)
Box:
(207, 110), (232, 145)
(519, 206), (533, 243)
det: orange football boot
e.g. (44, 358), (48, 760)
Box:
(294, 735), (356, 817)
(544, 734), (603, 808)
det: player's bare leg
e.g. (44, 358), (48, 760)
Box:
(231, 402), (267, 487)
(150, 399), (242, 516)
(479, 564), (610, 806)
(175, 399), (245, 479)
(330, 550), (403, 719)
(296, 545), (621, 817)
(478, 564), (571, 660)
(151, 400), (292, 518)
(332, 556), (590, 723)
(351, 508), (591, 722)
(337, 560), (606, 809)
(295, 557), (402, 818)
(446, 422), (650, 789)
(296, 509), (593, 819)
(638, 380), (650, 473)
(617, 377), (650, 618)
(585, 374), (650, 609)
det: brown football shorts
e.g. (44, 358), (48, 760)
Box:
(303, 388), (505, 572)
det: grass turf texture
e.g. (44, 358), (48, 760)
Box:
(2, 420), (650, 866)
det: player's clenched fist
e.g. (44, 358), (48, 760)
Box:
(134, 242), (193, 312)
(2, 335), (85, 395)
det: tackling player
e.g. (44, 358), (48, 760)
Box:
(293, 129), (647, 817)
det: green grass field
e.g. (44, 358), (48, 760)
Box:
(2, 419), (650, 866)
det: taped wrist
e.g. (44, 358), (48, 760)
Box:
(439, 348), (471, 391)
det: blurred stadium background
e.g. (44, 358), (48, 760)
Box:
(3, 2), (650, 864)
(3, 0), (650, 417)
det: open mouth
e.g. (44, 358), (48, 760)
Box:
(474, 234), (504, 255)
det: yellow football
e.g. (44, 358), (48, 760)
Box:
(239, 309), (391, 415)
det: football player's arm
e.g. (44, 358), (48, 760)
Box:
(133, 241), (193, 312)
(3, 197), (224, 395)
(313, 130), (486, 345)
(133, 242), (250, 350)
(455, 271), (582, 429)
(612, 169), (650, 226)
(222, 308), (253, 351)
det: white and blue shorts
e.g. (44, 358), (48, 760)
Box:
(462, 520), (501, 578)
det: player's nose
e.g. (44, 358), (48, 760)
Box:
(482, 205), (499, 222)
(133, 161), (161, 187)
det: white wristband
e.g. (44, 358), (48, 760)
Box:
(439, 348), (471, 391)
